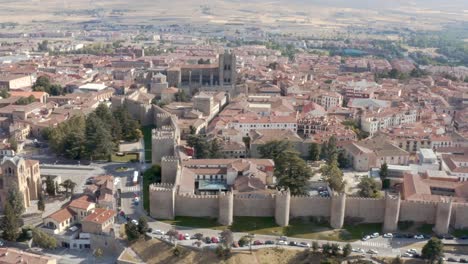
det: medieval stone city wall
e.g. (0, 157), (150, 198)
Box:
(175, 193), (219, 217)
(233, 194), (275, 217)
(399, 200), (438, 223)
(290, 196), (331, 217)
(452, 204), (468, 229)
(345, 197), (386, 223)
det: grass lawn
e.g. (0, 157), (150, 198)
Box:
(141, 125), (155, 163)
(161, 216), (226, 230)
(417, 224), (434, 235)
(342, 223), (382, 240)
(231, 217), (284, 236)
(452, 229), (468, 238)
(111, 153), (138, 163)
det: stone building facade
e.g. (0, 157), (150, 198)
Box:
(0, 156), (41, 211)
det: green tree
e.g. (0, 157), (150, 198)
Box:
(321, 136), (337, 161)
(331, 243), (340, 256)
(389, 69), (400, 79)
(322, 243), (332, 256)
(1, 203), (20, 241)
(138, 216), (149, 234)
(15, 95), (36, 105)
(320, 157), (345, 192)
(94, 248), (104, 257)
(0, 89), (10, 98)
(37, 40), (49, 51)
(357, 177), (380, 198)
(309, 143), (321, 161)
(258, 140), (313, 195)
(187, 134), (209, 159)
(312, 241), (319, 252)
(380, 163), (388, 181)
(238, 236), (250, 247)
(7, 183), (25, 217)
(86, 113), (115, 160)
(337, 152), (349, 169)
(343, 243), (352, 257)
(8, 137), (18, 152)
(45, 176), (56, 196)
(189, 125), (196, 135)
(209, 139), (222, 158)
(174, 90), (189, 102)
(242, 136), (251, 156)
(422, 238), (444, 263)
(37, 193), (45, 213)
(60, 179), (77, 197)
(125, 222), (140, 241)
(220, 229), (234, 250)
(32, 228), (57, 249)
(166, 229), (178, 243)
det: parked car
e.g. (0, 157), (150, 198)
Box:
(119, 210), (125, 216)
(253, 240), (263, 245)
(153, 230), (164, 236)
(383, 233), (393, 238)
(459, 258), (468, 263)
(232, 242), (239, 248)
(299, 242), (310, 248)
(445, 235), (455, 240)
(289, 241), (298, 246)
(362, 235), (371, 241)
(279, 236), (288, 241)
(204, 237), (211, 244)
(211, 237), (219, 243)
(371, 233), (380, 238)
(460, 236), (468, 240)
(414, 235), (424, 240)
(265, 240), (275, 245)
(184, 233), (190, 240)
(407, 249), (418, 254)
(131, 219), (138, 226)
(277, 240), (287, 245)
(178, 234), (185, 240)
(367, 249), (378, 254)
(448, 258), (457, 262)
(403, 253), (413, 258)
(0, 240), (4, 247)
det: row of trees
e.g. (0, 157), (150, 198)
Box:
(309, 136), (349, 169)
(1, 184), (25, 241)
(44, 104), (142, 160)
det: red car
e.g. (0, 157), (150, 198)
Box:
(211, 237), (219, 243)
(232, 242), (239, 248)
(253, 240), (263, 245)
(178, 234), (185, 240)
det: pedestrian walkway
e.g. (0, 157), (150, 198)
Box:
(122, 186), (140, 193)
(358, 241), (390, 248)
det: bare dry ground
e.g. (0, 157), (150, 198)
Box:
(0, 0), (467, 33)
(130, 237), (328, 264)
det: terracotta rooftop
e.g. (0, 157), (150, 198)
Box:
(69, 199), (93, 210)
(0, 248), (56, 264)
(82, 208), (116, 225)
(45, 207), (75, 223)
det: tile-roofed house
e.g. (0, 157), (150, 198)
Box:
(0, 248), (56, 264)
(82, 208), (116, 234)
(43, 207), (76, 234)
(403, 172), (468, 202)
(441, 154), (468, 180)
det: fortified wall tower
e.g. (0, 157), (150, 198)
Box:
(330, 193), (346, 229)
(152, 127), (176, 165)
(161, 156), (179, 184)
(149, 183), (175, 220)
(218, 191), (234, 226)
(434, 198), (453, 235)
(383, 193), (401, 232)
(275, 189), (291, 226)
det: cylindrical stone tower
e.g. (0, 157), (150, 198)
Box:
(434, 198), (452, 235)
(218, 191), (234, 226)
(275, 189), (290, 227)
(330, 193), (346, 229)
(383, 192), (401, 233)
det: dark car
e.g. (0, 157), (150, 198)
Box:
(448, 258), (457, 262)
(265, 240), (275, 245)
(445, 235), (455, 240)
(394, 234), (403, 238)
(459, 258), (467, 263)
(412, 254), (421, 259)
(289, 241), (298, 246)
(460, 236), (468, 240)
(253, 240), (263, 245)
(204, 237), (211, 244)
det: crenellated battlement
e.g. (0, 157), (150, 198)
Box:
(291, 195), (331, 200)
(177, 193), (219, 199)
(347, 196), (385, 201)
(150, 183), (174, 191)
(162, 156), (180, 163)
(234, 194), (275, 200)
